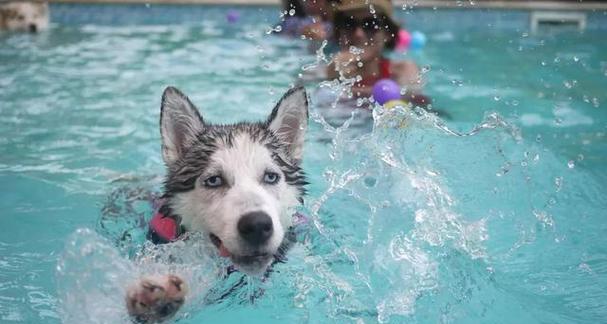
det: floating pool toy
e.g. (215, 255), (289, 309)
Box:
(226, 10), (240, 23)
(410, 31), (427, 50)
(396, 29), (412, 51)
(384, 99), (408, 110)
(372, 79), (402, 105)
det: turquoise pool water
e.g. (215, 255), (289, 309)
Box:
(1, 4), (606, 323)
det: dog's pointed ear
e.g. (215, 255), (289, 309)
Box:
(160, 86), (204, 165)
(267, 86), (308, 163)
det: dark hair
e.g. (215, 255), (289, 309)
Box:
(282, 0), (307, 18)
(333, 11), (399, 50)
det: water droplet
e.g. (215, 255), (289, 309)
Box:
(577, 154), (584, 161)
(289, 9), (295, 16)
(567, 160), (575, 169)
(369, 5), (376, 14)
(521, 161), (528, 167)
(421, 65), (431, 73)
(348, 46), (363, 55)
(493, 95), (501, 101)
(541, 61), (547, 66)
(357, 62), (363, 68)
(573, 56), (579, 62)
(535, 134), (542, 142)
(563, 81), (573, 89)
(554, 176), (563, 192)
(511, 100), (519, 106)
(577, 263), (593, 274)
(592, 97), (600, 108)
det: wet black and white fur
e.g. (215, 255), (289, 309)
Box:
(126, 86), (308, 323)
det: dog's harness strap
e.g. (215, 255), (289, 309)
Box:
(147, 204), (178, 244)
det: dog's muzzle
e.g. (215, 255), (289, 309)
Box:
(208, 211), (277, 275)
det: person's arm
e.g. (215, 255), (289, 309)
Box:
(390, 60), (423, 94)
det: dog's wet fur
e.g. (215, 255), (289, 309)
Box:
(0, 1), (48, 33)
(125, 86), (308, 322)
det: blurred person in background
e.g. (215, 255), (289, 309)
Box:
(327, 0), (430, 106)
(277, 0), (335, 42)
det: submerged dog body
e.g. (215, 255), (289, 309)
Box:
(126, 86), (308, 322)
(0, 1), (49, 32)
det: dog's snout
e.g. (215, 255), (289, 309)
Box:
(29, 24), (37, 33)
(237, 211), (273, 246)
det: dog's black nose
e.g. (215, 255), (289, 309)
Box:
(29, 24), (37, 33)
(238, 211), (273, 246)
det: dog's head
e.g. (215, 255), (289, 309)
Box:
(159, 86), (308, 275)
(0, 2), (49, 33)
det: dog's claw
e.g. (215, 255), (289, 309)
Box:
(126, 275), (188, 323)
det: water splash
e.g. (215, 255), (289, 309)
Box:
(57, 229), (220, 323)
(294, 102), (535, 321)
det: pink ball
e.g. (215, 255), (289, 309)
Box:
(372, 79), (401, 105)
(396, 29), (411, 51)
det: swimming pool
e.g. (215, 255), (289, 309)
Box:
(1, 3), (606, 323)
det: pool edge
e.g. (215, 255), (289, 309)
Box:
(48, 0), (607, 11)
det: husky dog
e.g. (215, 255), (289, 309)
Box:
(125, 86), (308, 323)
(0, 1), (49, 32)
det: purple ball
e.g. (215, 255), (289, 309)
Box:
(372, 79), (401, 105)
(226, 10), (240, 23)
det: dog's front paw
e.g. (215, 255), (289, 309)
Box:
(125, 275), (187, 323)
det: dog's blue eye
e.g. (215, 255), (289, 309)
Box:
(263, 172), (280, 184)
(203, 175), (223, 188)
